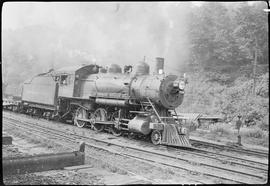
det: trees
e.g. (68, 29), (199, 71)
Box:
(233, 2), (268, 95)
(188, 3), (236, 71)
(188, 2), (268, 83)
(184, 2), (269, 125)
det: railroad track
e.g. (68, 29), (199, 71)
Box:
(131, 139), (268, 172)
(190, 139), (269, 158)
(3, 118), (157, 184)
(5, 110), (268, 159)
(3, 111), (268, 164)
(3, 113), (268, 184)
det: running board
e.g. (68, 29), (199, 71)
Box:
(74, 117), (114, 125)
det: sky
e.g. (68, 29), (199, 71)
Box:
(2, 2), (193, 75)
(2, 1), (262, 81)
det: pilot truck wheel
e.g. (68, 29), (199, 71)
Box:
(151, 130), (162, 145)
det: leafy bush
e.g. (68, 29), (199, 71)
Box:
(221, 74), (269, 123)
(209, 123), (231, 136)
(257, 115), (269, 131)
(241, 127), (267, 139)
(189, 120), (199, 132)
(179, 72), (269, 145)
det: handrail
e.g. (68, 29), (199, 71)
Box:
(173, 109), (180, 124)
(146, 97), (162, 123)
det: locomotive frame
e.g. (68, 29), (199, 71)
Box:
(4, 57), (191, 147)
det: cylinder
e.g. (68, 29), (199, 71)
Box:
(155, 57), (164, 74)
(128, 115), (151, 135)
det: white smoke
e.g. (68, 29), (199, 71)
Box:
(2, 2), (191, 83)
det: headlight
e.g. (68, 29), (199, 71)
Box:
(179, 81), (185, 90)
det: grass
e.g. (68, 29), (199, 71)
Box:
(209, 123), (231, 136)
(240, 127), (266, 138)
(191, 123), (269, 148)
(240, 127), (269, 147)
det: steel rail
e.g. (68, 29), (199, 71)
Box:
(190, 139), (268, 158)
(4, 111), (268, 170)
(4, 110), (268, 158)
(3, 116), (267, 184)
(166, 146), (268, 171)
(123, 134), (268, 171)
(134, 140), (268, 172)
(3, 120), (158, 185)
(3, 119), (240, 184)
(4, 119), (206, 184)
(187, 147), (268, 170)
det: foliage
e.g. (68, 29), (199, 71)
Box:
(182, 2), (269, 131)
(241, 126), (268, 139)
(209, 123), (231, 136)
(188, 2), (268, 81)
(221, 72), (269, 123)
(233, 2), (268, 64)
(257, 115), (269, 131)
(192, 122), (269, 147)
(179, 72), (269, 131)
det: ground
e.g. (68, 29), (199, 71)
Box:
(2, 112), (268, 184)
(2, 130), (151, 185)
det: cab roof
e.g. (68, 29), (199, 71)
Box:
(55, 65), (85, 74)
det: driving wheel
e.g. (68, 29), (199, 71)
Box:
(74, 107), (87, 128)
(93, 108), (106, 132)
(110, 111), (123, 136)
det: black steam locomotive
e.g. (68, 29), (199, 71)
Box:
(4, 57), (190, 147)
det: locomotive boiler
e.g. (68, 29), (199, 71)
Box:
(17, 57), (190, 147)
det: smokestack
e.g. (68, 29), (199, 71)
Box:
(155, 57), (164, 74)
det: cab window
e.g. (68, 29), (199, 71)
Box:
(60, 75), (68, 85)
(53, 76), (60, 82)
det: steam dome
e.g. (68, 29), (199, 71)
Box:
(108, 64), (122, 73)
(135, 62), (150, 76)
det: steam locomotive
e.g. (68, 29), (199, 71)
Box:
(4, 57), (191, 147)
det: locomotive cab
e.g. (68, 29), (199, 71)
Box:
(55, 64), (99, 98)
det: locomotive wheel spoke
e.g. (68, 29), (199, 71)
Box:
(93, 108), (106, 132)
(151, 130), (162, 145)
(110, 111), (123, 136)
(111, 127), (122, 137)
(53, 114), (61, 122)
(74, 107), (87, 128)
(94, 124), (105, 132)
(88, 112), (95, 129)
